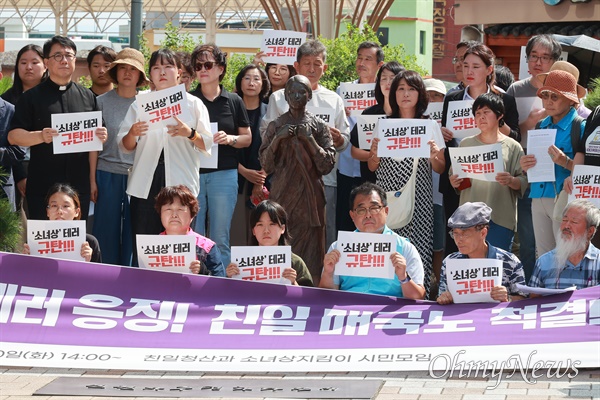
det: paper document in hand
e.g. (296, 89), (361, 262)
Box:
(515, 283), (576, 296)
(526, 129), (557, 183)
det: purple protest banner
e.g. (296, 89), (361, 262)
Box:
(0, 252), (598, 371)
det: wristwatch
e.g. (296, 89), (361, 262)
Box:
(231, 136), (237, 146)
(399, 275), (411, 285)
(187, 128), (196, 140)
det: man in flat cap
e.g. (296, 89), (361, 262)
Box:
(437, 202), (526, 304)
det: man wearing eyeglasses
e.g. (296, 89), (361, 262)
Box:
(436, 202), (526, 305)
(319, 182), (425, 299)
(505, 34), (562, 283)
(8, 36), (107, 221)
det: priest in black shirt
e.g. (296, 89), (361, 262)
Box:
(8, 36), (108, 220)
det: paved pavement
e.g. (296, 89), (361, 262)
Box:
(1, 366), (599, 399)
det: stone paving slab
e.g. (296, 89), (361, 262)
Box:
(1, 366), (599, 399)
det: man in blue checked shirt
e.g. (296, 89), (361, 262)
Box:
(437, 202), (527, 304)
(530, 199), (600, 292)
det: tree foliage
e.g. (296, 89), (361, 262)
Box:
(222, 53), (254, 93)
(0, 76), (13, 95)
(319, 24), (428, 91)
(0, 169), (22, 253)
(585, 77), (600, 110)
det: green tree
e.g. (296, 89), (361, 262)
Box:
(585, 77), (600, 110)
(0, 75), (13, 95)
(0, 169), (22, 252)
(221, 52), (254, 93)
(319, 24), (428, 91)
(160, 22), (199, 53)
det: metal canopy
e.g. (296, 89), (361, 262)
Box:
(0, 0), (391, 37)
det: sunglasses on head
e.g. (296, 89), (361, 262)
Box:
(194, 61), (216, 71)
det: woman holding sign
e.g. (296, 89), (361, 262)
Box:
(190, 44), (252, 268)
(439, 43), (520, 256)
(350, 61), (405, 184)
(225, 200), (313, 286)
(449, 93), (527, 251)
(155, 185), (225, 276)
(118, 48), (213, 265)
(367, 70), (445, 298)
(23, 183), (101, 263)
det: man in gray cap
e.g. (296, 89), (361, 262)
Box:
(437, 202), (527, 304)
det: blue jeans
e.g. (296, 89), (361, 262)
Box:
(517, 191), (536, 281)
(194, 169), (238, 266)
(92, 170), (132, 266)
(487, 220), (514, 252)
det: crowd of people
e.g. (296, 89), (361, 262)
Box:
(0, 33), (599, 302)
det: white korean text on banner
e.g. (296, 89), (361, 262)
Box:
(448, 143), (504, 181)
(230, 246), (292, 284)
(260, 30), (307, 65)
(339, 82), (376, 116)
(0, 252), (597, 372)
(27, 220), (86, 261)
(335, 231), (395, 279)
(52, 111), (102, 154)
(445, 258), (503, 303)
(136, 235), (196, 274)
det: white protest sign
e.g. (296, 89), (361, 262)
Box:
(376, 118), (433, 159)
(260, 30), (307, 65)
(526, 129), (556, 183)
(515, 96), (543, 147)
(426, 102), (444, 124)
(446, 100), (477, 140)
(136, 234), (196, 274)
(569, 165), (600, 207)
(135, 84), (191, 129)
(445, 258), (503, 303)
(357, 114), (385, 149)
(51, 111), (102, 154)
(339, 82), (377, 116)
(230, 246), (292, 284)
(200, 122), (219, 169)
(307, 106), (335, 128)
(449, 143), (504, 181)
(335, 231), (395, 279)
(27, 220), (86, 261)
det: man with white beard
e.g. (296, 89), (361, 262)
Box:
(529, 199), (600, 291)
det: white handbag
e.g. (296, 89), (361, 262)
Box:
(385, 158), (419, 230)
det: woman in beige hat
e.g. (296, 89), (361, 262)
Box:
(519, 69), (587, 257)
(93, 48), (149, 266)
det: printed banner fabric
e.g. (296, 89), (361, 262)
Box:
(0, 252), (598, 371)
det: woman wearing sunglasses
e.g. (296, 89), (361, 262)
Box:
(189, 44), (252, 267)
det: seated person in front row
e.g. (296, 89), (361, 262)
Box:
(319, 182), (425, 299)
(155, 185), (225, 276)
(24, 183), (101, 263)
(226, 200), (314, 286)
(437, 202), (526, 305)
(529, 199), (600, 292)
